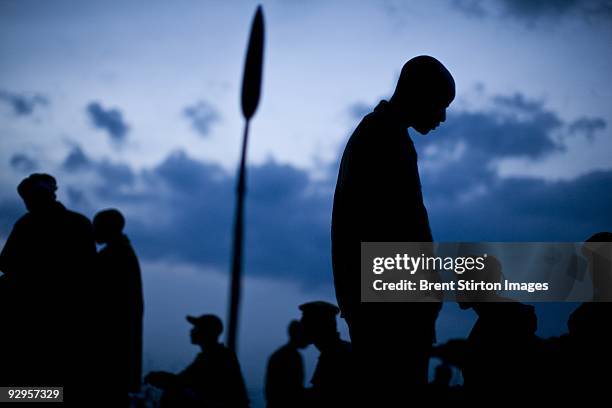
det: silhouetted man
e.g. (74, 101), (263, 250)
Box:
(299, 301), (353, 408)
(145, 314), (249, 408)
(93, 209), (144, 400)
(265, 320), (308, 408)
(331, 56), (454, 402)
(0, 174), (97, 397)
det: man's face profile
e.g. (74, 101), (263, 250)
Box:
(411, 97), (451, 135)
(393, 55), (455, 135)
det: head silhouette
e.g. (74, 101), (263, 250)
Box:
(93, 209), (125, 245)
(390, 55), (455, 135)
(287, 319), (309, 349)
(187, 314), (223, 348)
(17, 173), (58, 214)
(299, 301), (340, 349)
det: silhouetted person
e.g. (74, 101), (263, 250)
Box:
(457, 257), (538, 401)
(93, 209), (144, 399)
(145, 314), (249, 408)
(299, 301), (353, 408)
(0, 174), (97, 399)
(566, 232), (612, 398)
(331, 55), (454, 403)
(265, 320), (308, 408)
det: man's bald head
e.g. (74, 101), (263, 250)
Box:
(394, 56), (455, 104)
(390, 55), (455, 134)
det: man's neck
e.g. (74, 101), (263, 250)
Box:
(387, 98), (411, 129)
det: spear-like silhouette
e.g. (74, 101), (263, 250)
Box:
(227, 5), (265, 352)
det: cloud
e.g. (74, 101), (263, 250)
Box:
(61, 145), (135, 197)
(568, 117), (606, 141)
(452, 0), (612, 23)
(351, 92), (583, 199)
(427, 169), (612, 241)
(86, 102), (130, 143)
(133, 151), (332, 286)
(0, 91), (48, 116)
(183, 101), (220, 137)
(9, 154), (38, 172)
(62, 145), (91, 171)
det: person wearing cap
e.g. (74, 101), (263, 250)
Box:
(265, 320), (309, 408)
(93, 208), (144, 400)
(145, 314), (249, 407)
(299, 301), (354, 407)
(331, 56), (453, 403)
(0, 173), (97, 398)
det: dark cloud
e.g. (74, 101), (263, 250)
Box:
(568, 117), (606, 141)
(9, 153), (37, 172)
(0, 90), (48, 116)
(183, 101), (220, 137)
(86, 102), (129, 143)
(61, 145), (135, 195)
(351, 92), (572, 201)
(62, 145), (91, 171)
(427, 169), (612, 242)
(452, 0), (612, 23)
(352, 92), (567, 162)
(131, 151), (332, 285)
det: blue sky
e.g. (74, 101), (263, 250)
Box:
(1, 0), (611, 404)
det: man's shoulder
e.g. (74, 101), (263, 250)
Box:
(13, 213), (32, 229)
(351, 110), (387, 140)
(342, 111), (389, 163)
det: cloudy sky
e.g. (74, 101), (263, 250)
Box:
(1, 0), (611, 404)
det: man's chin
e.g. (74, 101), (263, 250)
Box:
(414, 126), (431, 135)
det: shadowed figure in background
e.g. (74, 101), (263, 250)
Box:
(0, 174), (98, 398)
(93, 209), (144, 400)
(566, 232), (612, 399)
(265, 319), (309, 408)
(145, 314), (249, 408)
(456, 256), (538, 401)
(299, 301), (354, 408)
(331, 55), (454, 402)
